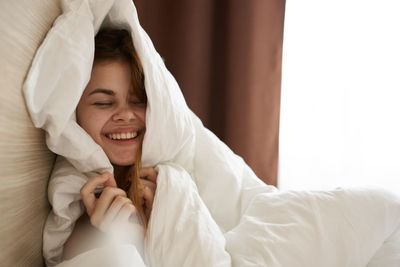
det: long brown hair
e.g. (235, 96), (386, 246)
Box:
(94, 28), (148, 229)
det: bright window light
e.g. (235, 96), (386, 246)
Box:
(279, 0), (400, 195)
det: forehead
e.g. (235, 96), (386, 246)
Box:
(90, 61), (131, 83)
(86, 88), (138, 97)
(84, 61), (134, 96)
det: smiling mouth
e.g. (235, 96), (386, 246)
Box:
(105, 131), (140, 140)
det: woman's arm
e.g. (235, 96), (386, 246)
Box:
(63, 213), (106, 260)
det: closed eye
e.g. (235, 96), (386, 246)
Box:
(130, 101), (146, 107)
(94, 102), (112, 106)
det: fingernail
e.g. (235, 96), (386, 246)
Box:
(102, 172), (111, 178)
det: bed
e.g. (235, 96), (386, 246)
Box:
(1, 1), (400, 267)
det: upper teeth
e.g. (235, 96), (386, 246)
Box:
(107, 132), (138, 140)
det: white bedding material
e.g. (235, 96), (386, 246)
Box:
(367, 225), (400, 267)
(22, 0), (400, 266)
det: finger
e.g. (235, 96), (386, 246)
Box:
(137, 189), (145, 206)
(112, 203), (137, 229)
(99, 196), (132, 232)
(104, 172), (117, 188)
(80, 172), (114, 215)
(143, 186), (155, 218)
(90, 187), (127, 227)
(137, 183), (154, 206)
(139, 178), (156, 191)
(139, 167), (158, 183)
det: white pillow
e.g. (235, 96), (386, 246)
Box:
(0, 0), (60, 265)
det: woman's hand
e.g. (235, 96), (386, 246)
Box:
(138, 167), (158, 222)
(64, 172), (143, 259)
(80, 172), (138, 235)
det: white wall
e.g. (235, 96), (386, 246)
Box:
(279, 0), (400, 195)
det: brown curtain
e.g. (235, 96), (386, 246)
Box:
(134, 0), (286, 186)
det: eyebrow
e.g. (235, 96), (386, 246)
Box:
(88, 88), (115, 96)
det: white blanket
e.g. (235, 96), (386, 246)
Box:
(23, 0), (400, 266)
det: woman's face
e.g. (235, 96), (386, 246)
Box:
(76, 60), (146, 166)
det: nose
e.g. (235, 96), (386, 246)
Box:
(112, 106), (136, 122)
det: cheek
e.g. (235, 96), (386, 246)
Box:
(77, 109), (108, 138)
(137, 108), (146, 124)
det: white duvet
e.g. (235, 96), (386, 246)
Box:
(23, 0), (400, 266)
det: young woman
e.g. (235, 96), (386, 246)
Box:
(62, 28), (156, 260)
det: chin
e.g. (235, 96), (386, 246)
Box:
(108, 154), (136, 167)
(112, 159), (136, 166)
